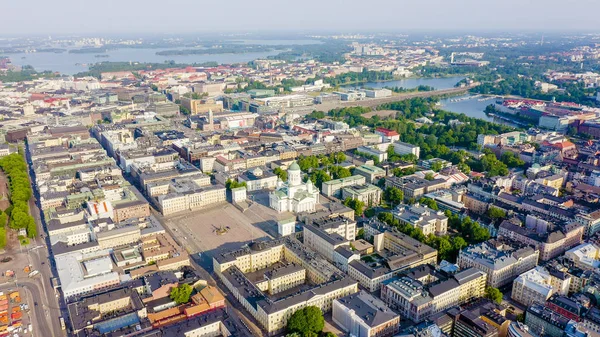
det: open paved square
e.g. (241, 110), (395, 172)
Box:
(164, 202), (275, 257)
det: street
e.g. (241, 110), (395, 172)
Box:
(24, 144), (65, 337)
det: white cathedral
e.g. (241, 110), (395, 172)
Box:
(269, 161), (319, 213)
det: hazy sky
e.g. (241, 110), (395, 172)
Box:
(3, 0), (600, 36)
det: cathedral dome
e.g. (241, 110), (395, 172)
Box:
(288, 161), (301, 172)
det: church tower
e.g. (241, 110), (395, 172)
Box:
(288, 161), (302, 186)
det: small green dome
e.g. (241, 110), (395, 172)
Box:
(288, 161), (300, 171)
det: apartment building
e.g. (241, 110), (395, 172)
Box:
(380, 266), (486, 323)
(246, 262), (306, 296)
(348, 220), (438, 292)
(393, 141), (421, 159)
(525, 304), (572, 337)
(56, 250), (121, 299)
(498, 218), (584, 261)
(113, 199), (150, 223)
(575, 210), (600, 237)
(333, 291), (400, 337)
(181, 97), (224, 114)
(393, 203), (448, 236)
(96, 225), (141, 249)
(457, 239), (540, 288)
(68, 286), (147, 335)
(511, 267), (570, 307)
(303, 221), (353, 263)
(565, 243), (600, 270)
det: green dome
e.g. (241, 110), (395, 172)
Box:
(288, 161), (300, 171)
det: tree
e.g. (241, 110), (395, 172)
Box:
(419, 197), (439, 211)
(481, 153), (509, 177)
(424, 172), (435, 181)
(170, 284), (193, 304)
(179, 105), (190, 115)
(321, 333), (337, 337)
(451, 236), (468, 252)
(309, 170), (331, 190)
(356, 228), (365, 239)
(487, 206), (507, 221)
(298, 155), (320, 172)
(225, 179), (247, 190)
(501, 151), (525, 168)
(485, 286), (503, 304)
(274, 167), (288, 182)
(343, 198), (365, 217)
(306, 111), (325, 119)
(384, 187), (404, 205)
(330, 152), (346, 164)
(431, 161), (443, 172)
(287, 306), (325, 335)
(392, 167), (414, 177)
(516, 313), (525, 323)
(377, 212), (394, 225)
(329, 166), (351, 179)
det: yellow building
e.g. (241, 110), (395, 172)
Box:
(181, 97), (223, 114)
(214, 238), (359, 335)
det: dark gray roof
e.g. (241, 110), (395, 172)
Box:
(428, 279), (459, 297)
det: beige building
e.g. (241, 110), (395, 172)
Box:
(249, 263), (306, 295)
(181, 97), (224, 114)
(303, 216), (356, 263)
(112, 200), (150, 223)
(498, 218), (584, 261)
(458, 239), (540, 288)
(96, 226), (141, 249)
(565, 243), (600, 270)
(157, 183), (226, 216)
(333, 291), (400, 337)
(511, 266), (569, 307)
(342, 184), (382, 206)
(381, 266), (487, 323)
(464, 193), (491, 214)
(348, 220), (438, 292)
(213, 238), (358, 335)
(393, 203), (448, 236)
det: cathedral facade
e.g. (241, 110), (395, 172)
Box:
(269, 161), (319, 213)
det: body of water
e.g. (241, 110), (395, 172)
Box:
(440, 94), (521, 127)
(9, 48), (283, 75)
(6, 38), (323, 75)
(345, 76), (465, 90)
(226, 39), (322, 45)
(439, 94), (494, 120)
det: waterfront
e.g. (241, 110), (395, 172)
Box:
(4, 38), (323, 75)
(439, 94), (522, 127)
(8, 48), (284, 75)
(344, 76), (465, 90)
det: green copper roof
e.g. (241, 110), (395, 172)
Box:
(288, 161), (300, 171)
